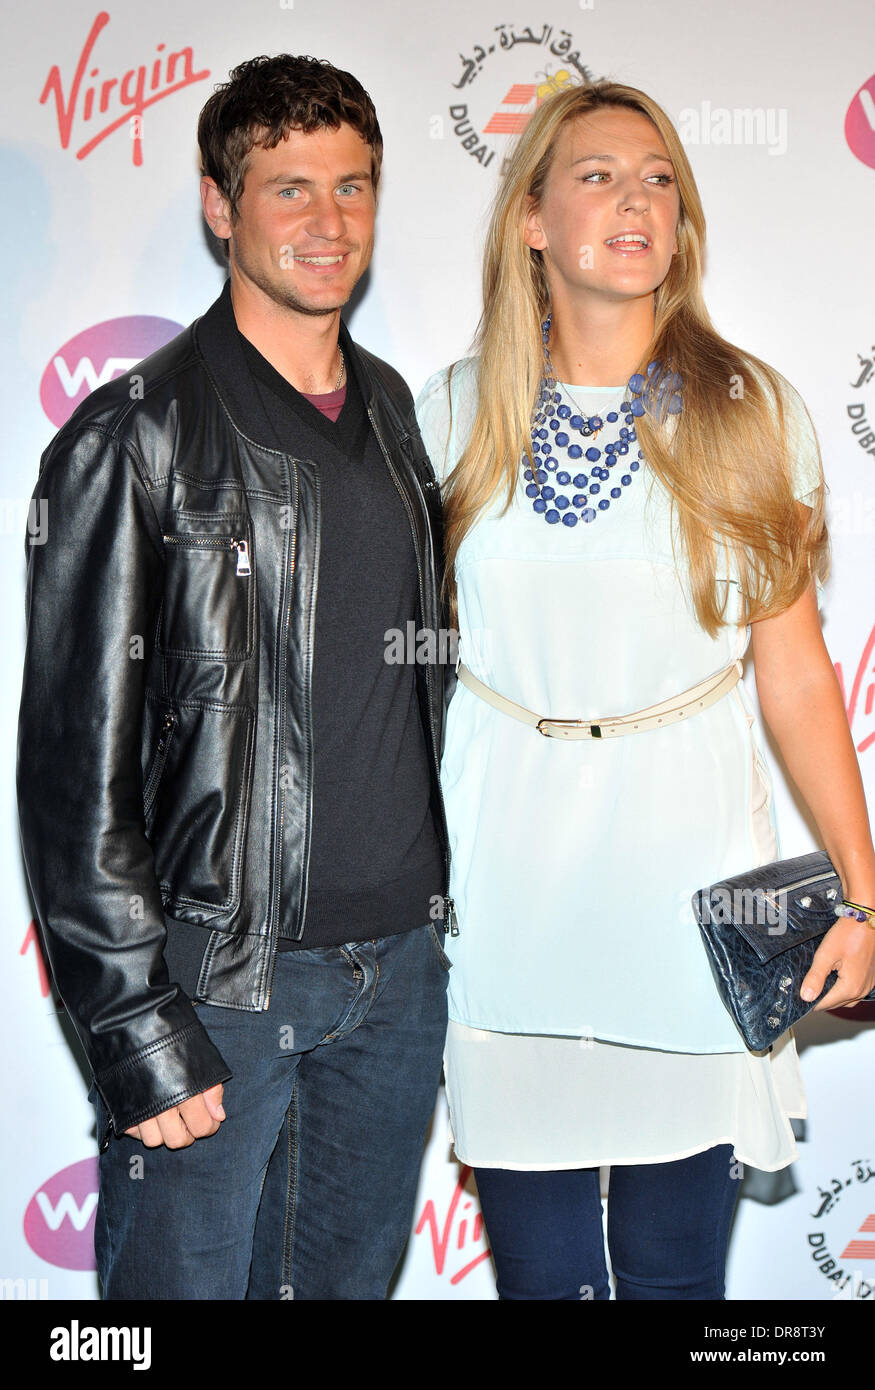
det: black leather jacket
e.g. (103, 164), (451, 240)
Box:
(16, 293), (451, 1147)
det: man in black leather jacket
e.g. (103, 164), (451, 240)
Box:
(17, 54), (454, 1300)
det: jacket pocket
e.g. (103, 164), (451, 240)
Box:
(147, 695), (256, 923)
(142, 703), (178, 829)
(158, 516), (254, 660)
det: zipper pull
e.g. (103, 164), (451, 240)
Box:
(232, 538), (251, 576)
(445, 896), (459, 937)
(99, 1118), (114, 1154)
(158, 711), (176, 748)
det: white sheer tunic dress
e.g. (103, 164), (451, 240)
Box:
(415, 359), (824, 1171)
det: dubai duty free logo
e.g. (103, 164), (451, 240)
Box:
(808, 1157), (875, 1299)
(442, 18), (596, 175)
(834, 337), (875, 546)
(848, 339), (875, 467)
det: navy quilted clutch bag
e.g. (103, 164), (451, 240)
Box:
(692, 849), (875, 1052)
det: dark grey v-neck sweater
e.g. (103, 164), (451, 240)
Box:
(162, 284), (442, 987)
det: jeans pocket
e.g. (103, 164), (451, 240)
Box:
(427, 921), (453, 971)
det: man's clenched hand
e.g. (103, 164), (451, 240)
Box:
(124, 1083), (226, 1149)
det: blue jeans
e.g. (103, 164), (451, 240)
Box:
(473, 1143), (740, 1300)
(89, 921), (450, 1300)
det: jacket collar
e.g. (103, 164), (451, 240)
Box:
(194, 279), (375, 448)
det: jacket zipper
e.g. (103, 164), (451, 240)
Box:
(163, 533), (251, 576)
(366, 406), (457, 937)
(264, 467), (299, 1009)
(143, 710), (177, 821)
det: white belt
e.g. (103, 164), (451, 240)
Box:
(456, 660), (743, 740)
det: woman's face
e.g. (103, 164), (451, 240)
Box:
(524, 106), (681, 312)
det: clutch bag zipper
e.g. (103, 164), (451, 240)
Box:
(757, 867), (837, 912)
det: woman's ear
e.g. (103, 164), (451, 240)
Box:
(523, 197), (547, 252)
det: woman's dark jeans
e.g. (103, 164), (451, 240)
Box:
(474, 1142), (740, 1300)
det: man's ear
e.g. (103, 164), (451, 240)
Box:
(200, 177), (233, 245)
(523, 196), (546, 252)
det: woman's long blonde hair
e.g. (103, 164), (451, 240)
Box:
(442, 80), (829, 636)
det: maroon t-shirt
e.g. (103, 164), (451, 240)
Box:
(301, 384), (347, 421)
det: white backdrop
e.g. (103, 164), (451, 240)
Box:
(2, 0), (875, 1302)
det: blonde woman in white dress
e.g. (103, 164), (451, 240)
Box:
(415, 80), (875, 1301)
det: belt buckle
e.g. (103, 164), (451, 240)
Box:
(536, 718), (602, 739)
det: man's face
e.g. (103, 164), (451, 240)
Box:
(206, 122), (377, 317)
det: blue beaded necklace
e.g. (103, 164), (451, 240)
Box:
(525, 315), (682, 528)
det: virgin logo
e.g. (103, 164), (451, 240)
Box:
(827, 625), (875, 1028)
(835, 621), (875, 756)
(829, 621), (875, 1025)
(845, 73), (875, 170)
(21, 920), (51, 999)
(40, 315), (183, 427)
(23, 1159), (98, 1271)
(40, 11), (209, 166)
(416, 1165), (491, 1284)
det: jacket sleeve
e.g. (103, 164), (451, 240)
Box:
(16, 425), (232, 1142)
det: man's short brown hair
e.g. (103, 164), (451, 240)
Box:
(198, 54), (383, 217)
